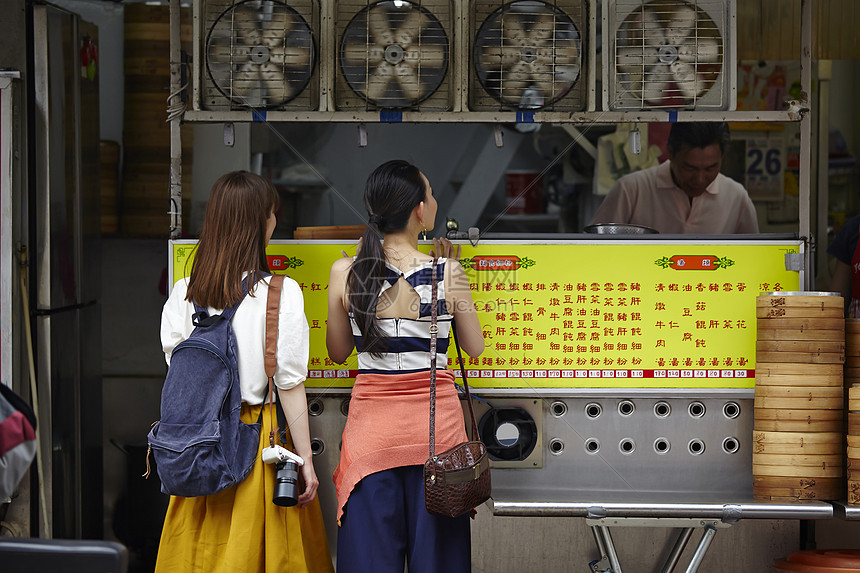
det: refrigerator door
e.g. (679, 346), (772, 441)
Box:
(32, 4), (102, 539)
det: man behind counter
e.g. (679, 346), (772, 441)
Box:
(589, 122), (759, 234)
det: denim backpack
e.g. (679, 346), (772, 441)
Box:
(146, 277), (265, 497)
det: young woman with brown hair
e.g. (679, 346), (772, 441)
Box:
(326, 160), (484, 572)
(156, 171), (332, 573)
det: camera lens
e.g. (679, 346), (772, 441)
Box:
(272, 460), (299, 507)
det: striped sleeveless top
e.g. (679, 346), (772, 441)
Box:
(349, 259), (452, 374)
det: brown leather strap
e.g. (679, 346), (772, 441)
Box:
(429, 259), (438, 459)
(266, 274), (284, 447)
(452, 323), (480, 440)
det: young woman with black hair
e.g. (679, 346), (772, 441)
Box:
(326, 160), (484, 572)
(156, 171), (333, 573)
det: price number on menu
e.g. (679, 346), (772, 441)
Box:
(744, 138), (785, 201)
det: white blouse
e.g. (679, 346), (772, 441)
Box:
(160, 274), (309, 405)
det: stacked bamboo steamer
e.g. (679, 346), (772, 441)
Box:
(753, 292), (845, 501)
(846, 319), (860, 505)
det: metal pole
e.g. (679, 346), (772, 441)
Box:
(168, 0), (182, 238)
(660, 528), (694, 573)
(816, 61), (832, 290)
(684, 526), (717, 573)
(598, 525), (623, 573)
(798, 0), (813, 289)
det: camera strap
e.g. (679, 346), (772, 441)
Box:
(265, 274), (285, 447)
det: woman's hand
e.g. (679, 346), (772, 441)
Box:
(430, 237), (461, 261)
(298, 458), (319, 507)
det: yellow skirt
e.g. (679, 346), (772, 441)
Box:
(154, 403), (334, 573)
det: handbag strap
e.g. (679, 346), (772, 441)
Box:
(265, 274), (285, 447)
(428, 260), (482, 458)
(429, 259), (439, 458)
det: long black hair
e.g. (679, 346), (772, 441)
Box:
(348, 160), (427, 357)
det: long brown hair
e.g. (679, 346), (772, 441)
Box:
(186, 171), (280, 309)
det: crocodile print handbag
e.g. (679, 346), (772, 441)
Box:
(423, 259), (491, 518)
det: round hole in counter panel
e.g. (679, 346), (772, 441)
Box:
(619, 438), (636, 454)
(653, 438), (671, 454)
(723, 401), (740, 419)
(550, 400), (567, 417)
(340, 398), (350, 417)
(549, 438), (565, 455)
(585, 402), (602, 419)
(478, 407), (538, 461)
(653, 401), (671, 418)
(617, 400), (635, 417)
(722, 437), (739, 454)
(308, 399), (324, 416)
(584, 438), (600, 454)
(688, 439), (705, 455)
(688, 401), (706, 418)
(310, 438), (325, 455)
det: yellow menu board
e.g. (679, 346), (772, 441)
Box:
(170, 239), (802, 390)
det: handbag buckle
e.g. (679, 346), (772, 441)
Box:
(429, 324), (438, 334)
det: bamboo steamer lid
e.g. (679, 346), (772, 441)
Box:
(849, 481), (860, 505)
(848, 447), (860, 459)
(755, 386), (843, 399)
(848, 413), (860, 434)
(757, 292), (844, 308)
(754, 418), (844, 432)
(756, 317), (845, 331)
(845, 368), (860, 382)
(753, 453), (843, 467)
(755, 374), (843, 387)
(755, 408), (843, 421)
(757, 328), (845, 341)
(757, 340), (845, 353)
(752, 463), (842, 477)
(757, 306), (844, 318)
(847, 318), (860, 332)
(845, 356), (860, 367)
(754, 475), (841, 489)
(753, 431), (842, 455)
(846, 346), (860, 358)
(848, 435), (860, 447)
(754, 395), (844, 410)
(847, 466), (860, 481)
(756, 363), (844, 376)
(755, 351), (844, 364)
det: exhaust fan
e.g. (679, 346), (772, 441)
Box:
(335, 0), (452, 111)
(470, 1), (589, 112)
(199, 0), (318, 110)
(604, 0), (735, 110)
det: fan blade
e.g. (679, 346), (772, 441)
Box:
(230, 62), (264, 105)
(664, 4), (698, 47)
(404, 44), (446, 68)
(261, 9), (295, 47)
(553, 44), (580, 66)
(368, 5), (395, 46)
(343, 41), (385, 67)
(259, 61), (292, 103)
(500, 13), (528, 47)
(208, 34), (246, 66)
(394, 9), (427, 47)
(671, 61), (706, 99)
(622, 7), (666, 49)
(616, 46), (659, 75)
(270, 46), (311, 69)
(677, 37), (721, 65)
(233, 4), (263, 46)
(366, 62), (394, 101)
(639, 64), (674, 105)
(529, 13), (555, 42)
(393, 62), (422, 102)
(480, 45), (521, 69)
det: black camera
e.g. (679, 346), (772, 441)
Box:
(272, 460), (299, 507)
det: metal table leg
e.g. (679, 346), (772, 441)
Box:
(660, 528), (694, 573)
(684, 525), (717, 573)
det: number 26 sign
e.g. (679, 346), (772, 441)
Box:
(744, 137), (785, 201)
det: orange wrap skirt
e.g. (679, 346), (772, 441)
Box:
(333, 369), (468, 523)
(154, 402), (333, 573)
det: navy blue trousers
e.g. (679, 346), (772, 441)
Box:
(337, 466), (471, 573)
